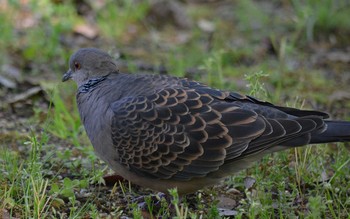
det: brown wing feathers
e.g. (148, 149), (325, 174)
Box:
(111, 87), (263, 180)
(111, 85), (326, 181)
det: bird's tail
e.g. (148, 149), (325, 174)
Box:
(310, 120), (350, 144)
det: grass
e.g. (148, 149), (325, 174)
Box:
(97, 0), (149, 40)
(47, 84), (82, 146)
(1, 0), (350, 218)
(291, 0), (350, 42)
(0, 132), (51, 218)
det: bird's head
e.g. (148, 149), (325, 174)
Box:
(62, 48), (118, 86)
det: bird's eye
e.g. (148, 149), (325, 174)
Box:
(74, 62), (81, 70)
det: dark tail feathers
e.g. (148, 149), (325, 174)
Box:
(310, 120), (350, 144)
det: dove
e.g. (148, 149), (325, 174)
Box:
(63, 48), (350, 194)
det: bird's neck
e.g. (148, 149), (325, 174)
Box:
(78, 75), (109, 93)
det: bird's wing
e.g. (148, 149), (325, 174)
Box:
(110, 86), (325, 181)
(180, 79), (327, 156)
(180, 79), (329, 118)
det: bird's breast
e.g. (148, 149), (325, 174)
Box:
(77, 89), (118, 164)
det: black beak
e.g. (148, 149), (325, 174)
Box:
(62, 70), (72, 82)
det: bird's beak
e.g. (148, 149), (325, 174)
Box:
(62, 70), (72, 82)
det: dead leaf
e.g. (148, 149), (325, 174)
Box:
(7, 86), (42, 104)
(2, 64), (22, 80)
(226, 187), (242, 196)
(321, 171), (331, 182)
(73, 23), (99, 39)
(141, 210), (153, 219)
(2, 209), (10, 219)
(217, 195), (236, 209)
(0, 75), (16, 89)
(198, 19), (215, 32)
(244, 176), (256, 190)
(218, 208), (238, 217)
(0, 0), (9, 11)
(50, 198), (65, 209)
(15, 6), (38, 29)
(1, 209), (19, 219)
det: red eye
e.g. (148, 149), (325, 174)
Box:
(74, 62), (81, 70)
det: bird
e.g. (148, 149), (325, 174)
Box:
(62, 48), (350, 194)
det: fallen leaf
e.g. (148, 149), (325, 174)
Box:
(244, 176), (256, 190)
(217, 195), (236, 209)
(321, 171), (330, 182)
(218, 208), (238, 217)
(226, 187), (242, 196)
(7, 86), (43, 104)
(1, 209), (19, 219)
(0, 75), (16, 88)
(2, 64), (22, 80)
(0, 0), (9, 11)
(198, 19), (215, 32)
(15, 6), (38, 29)
(74, 23), (99, 39)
